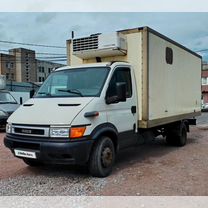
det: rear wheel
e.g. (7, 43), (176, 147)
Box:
(23, 158), (42, 167)
(166, 122), (187, 147)
(88, 136), (115, 177)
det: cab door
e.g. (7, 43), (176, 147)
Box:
(105, 66), (138, 149)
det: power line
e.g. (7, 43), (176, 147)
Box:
(0, 49), (66, 57)
(36, 56), (67, 59)
(0, 40), (66, 49)
(195, 49), (208, 53)
(0, 49), (66, 56)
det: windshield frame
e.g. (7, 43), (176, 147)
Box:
(35, 66), (110, 98)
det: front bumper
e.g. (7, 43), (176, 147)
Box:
(4, 134), (94, 165)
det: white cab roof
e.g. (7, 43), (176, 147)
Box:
(55, 62), (130, 72)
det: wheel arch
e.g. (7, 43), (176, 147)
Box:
(90, 123), (119, 152)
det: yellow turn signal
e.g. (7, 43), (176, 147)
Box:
(70, 127), (86, 139)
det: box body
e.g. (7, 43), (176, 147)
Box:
(67, 27), (201, 128)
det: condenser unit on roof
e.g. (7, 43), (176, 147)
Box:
(72, 32), (127, 59)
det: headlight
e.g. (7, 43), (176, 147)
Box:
(6, 123), (12, 133)
(0, 110), (7, 117)
(50, 127), (69, 138)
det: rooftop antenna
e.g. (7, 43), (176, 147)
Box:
(71, 31), (74, 39)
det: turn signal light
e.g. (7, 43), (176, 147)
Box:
(70, 127), (86, 139)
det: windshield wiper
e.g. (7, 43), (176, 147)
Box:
(37, 92), (51, 96)
(2, 102), (17, 104)
(58, 89), (83, 97)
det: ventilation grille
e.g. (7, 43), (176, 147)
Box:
(73, 35), (99, 52)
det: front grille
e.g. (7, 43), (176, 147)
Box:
(12, 124), (49, 137)
(14, 128), (44, 135)
(73, 35), (98, 52)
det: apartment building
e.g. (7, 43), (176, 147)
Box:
(0, 47), (65, 83)
(9, 48), (36, 83)
(202, 63), (208, 104)
(0, 53), (16, 81)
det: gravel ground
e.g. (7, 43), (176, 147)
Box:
(0, 174), (107, 195)
(0, 114), (208, 196)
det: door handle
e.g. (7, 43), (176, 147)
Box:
(131, 106), (136, 114)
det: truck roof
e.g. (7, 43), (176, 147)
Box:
(55, 61), (130, 71)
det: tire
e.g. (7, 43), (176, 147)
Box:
(88, 136), (115, 177)
(23, 158), (42, 167)
(175, 124), (187, 146)
(166, 123), (187, 147)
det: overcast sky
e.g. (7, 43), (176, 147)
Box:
(0, 12), (208, 63)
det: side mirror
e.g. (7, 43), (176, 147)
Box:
(30, 89), (35, 98)
(20, 97), (23, 105)
(106, 82), (126, 104)
(116, 82), (126, 102)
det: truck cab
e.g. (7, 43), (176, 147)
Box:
(4, 62), (138, 177)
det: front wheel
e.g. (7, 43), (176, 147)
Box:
(88, 136), (115, 177)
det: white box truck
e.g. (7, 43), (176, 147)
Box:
(4, 27), (201, 177)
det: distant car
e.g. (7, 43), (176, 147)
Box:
(202, 103), (208, 112)
(0, 91), (19, 130)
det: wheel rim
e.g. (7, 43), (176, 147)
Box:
(101, 147), (113, 168)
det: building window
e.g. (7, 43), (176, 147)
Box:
(166, 47), (173, 65)
(38, 66), (42, 72)
(48, 68), (51, 73)
(42, 67), (45, 73)
(38, 77), (45, 82)
(6, 62), (10, 68)
(202, 77), (208, 85)
(6, 73), (9, 79)
(10, 62), (14, 68)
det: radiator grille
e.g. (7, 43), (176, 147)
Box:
(73, 35), (98, 52)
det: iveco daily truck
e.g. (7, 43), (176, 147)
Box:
(4, 27), (201, 177)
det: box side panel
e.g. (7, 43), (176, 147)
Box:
(148, 32), (201, 125)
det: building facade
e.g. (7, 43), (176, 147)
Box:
(0, 53), (16, 81)
(9, 48), (36, 83)
(0, 47), (65, 83)
(36, 60), (64, 82)
(202, 63), (208, 104)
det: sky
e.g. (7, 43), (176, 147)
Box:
(0, 12), (208, 64)
(1, 0), (208, 12)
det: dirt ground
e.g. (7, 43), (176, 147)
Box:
(0, 122), (208, 195)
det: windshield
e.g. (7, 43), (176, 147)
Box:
(0, 92), (17, 104)
(35, 67), (110, 98)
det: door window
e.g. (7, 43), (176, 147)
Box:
(107, 67), (132, 98)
